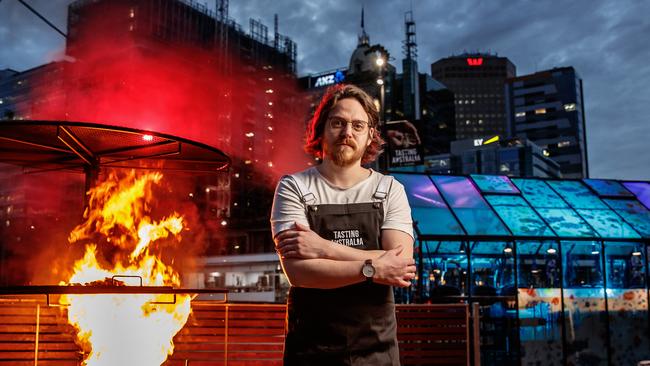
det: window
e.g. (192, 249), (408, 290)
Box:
(557, 141), (570, 148)
(515, 111), (526, 118)
(535, 108), (546, 115)
(564, 103), (576, 112)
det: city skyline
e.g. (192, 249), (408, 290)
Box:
(1, 0), (648, 180)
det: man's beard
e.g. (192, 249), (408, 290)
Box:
(326, 138), (365, 167)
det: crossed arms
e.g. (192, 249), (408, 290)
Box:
(274, 222), (416, 289)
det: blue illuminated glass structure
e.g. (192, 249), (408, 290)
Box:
(430, 175), (510, 236)
(392, 173), (650, 366)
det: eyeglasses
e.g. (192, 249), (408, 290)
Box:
(327, 117), (370, 133)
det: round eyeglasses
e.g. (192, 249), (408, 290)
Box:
(327, 118), (370, 133)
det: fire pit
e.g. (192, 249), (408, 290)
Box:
(0, 121), (231, 365)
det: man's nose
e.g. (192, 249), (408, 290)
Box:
(340, 122), (354, 137)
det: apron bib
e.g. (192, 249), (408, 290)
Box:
(282, 174), (400, 366)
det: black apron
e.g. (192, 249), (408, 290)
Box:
(283, 174), (400, 366)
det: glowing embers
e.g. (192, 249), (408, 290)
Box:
(61, 171), (191, 366)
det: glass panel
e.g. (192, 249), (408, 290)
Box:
(575, 209), (641, 239)
(562, 241), (608, 366)
(622, 182), (650, 210)
(419, 241), (468, 302)
(603, 199), (650, 237)
(470, 174), (520, 194)
(546, 180), (608, 209)
(583, 179), (634, 197)
(517, 241), (563, 366)
(431, 176), (510, 236)
(511, 178), (569, 208)
(604, 242), (650, 365)
(536, 208), (599, 237)
(485, 195), (556, 237)
(470, 241), (518, 364)
(393, 174), (465, 235)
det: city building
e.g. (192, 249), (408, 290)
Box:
(449, 136), (562, 177)
(506, 66), (589, 178)
(431, 52), (516, 140)
(393, 136), (562, 178)
(1, 0), (301, 259)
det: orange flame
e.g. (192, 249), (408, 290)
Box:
(61, 171), (192, 366)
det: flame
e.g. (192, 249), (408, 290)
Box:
(61, 171), (192, 366)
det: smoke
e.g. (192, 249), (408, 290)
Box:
(27, 1), (312, 181)
(2, 2), (317, 284)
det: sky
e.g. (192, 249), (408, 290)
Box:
(1, 0), (649, 180)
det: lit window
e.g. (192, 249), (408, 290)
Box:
(515, 111), (526, 118)
(471, 100), (476, 104)
(129, 8), (135, 18)
(564, 103), (576, 112)
(535, 108), (546, 115)
(465, 120), (471, 125)
(0, 99), (3, 104)
(265, 89), (274, 94)
(542, 149), (550, 157)
(245, 132), (254, 137)
(558, 141), (571, 148)
(478, 119), (483, 124)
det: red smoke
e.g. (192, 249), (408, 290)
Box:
(28, 1), (312, 182)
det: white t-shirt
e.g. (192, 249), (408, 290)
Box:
(270, 167), (414, 239)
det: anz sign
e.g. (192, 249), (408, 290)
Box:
(311, 69), (346, 89)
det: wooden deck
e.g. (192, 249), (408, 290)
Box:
(0, 297), (470, 366)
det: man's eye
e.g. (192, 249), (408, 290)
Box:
(353, 122), (365, 130)
(330, 119), (343, 128)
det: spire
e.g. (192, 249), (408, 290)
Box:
(358, 5), (369, 46)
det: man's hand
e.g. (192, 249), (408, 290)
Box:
(275, 222), (330, 259)
(372, 247), (416, 288)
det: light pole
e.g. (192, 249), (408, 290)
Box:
(375, 51), (388, 171)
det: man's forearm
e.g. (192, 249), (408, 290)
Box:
(325, 243), (385, 261)
(281, 257), (365, 289)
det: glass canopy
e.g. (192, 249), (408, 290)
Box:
(394, 174), (650, 241)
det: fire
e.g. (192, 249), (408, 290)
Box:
(61, 171), (192, 366)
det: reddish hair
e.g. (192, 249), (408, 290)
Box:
(304, 84), (385, 164)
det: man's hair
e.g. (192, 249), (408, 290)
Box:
(304, 84), (385, 164)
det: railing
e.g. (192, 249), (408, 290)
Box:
(0, 297), (472, 366)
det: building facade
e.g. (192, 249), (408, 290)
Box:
(506, 66), (589, 178)
(431, 53), (516, 140)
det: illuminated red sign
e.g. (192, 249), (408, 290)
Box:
(466, 57), (483, 66)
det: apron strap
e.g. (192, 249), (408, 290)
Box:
(284, 174), (317, 205)
(373, 174), (393, 201)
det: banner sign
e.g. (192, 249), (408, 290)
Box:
(386, 120), (423, 167)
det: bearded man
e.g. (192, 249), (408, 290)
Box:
(270, 84), (415, 366)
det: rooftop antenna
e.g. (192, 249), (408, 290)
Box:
(358, 4), (369, 45)
(402, 9), (417, 60)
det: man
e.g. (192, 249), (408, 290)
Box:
(270, 84), (416, 365)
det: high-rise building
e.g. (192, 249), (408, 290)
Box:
(505, 66), (588, 178)
(2, 0), (301, 257)
(431, 53), (516, 140)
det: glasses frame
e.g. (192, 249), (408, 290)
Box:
(327, 117), (371, 134)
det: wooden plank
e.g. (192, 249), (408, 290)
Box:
(0, 350), (81, 360)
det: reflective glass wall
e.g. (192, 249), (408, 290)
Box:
(395, 174), (650, 366)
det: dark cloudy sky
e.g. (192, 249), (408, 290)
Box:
(1, 0), (649, 180)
